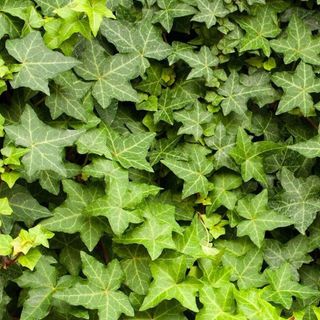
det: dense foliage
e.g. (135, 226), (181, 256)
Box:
(2, 0), (320, 319)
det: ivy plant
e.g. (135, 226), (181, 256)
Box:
(2, 0), (320, 319)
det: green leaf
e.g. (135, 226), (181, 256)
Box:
(288, 134), (320, 158)
(270, 14), (320, 65)
(229, 128), (280, 186)
(6, 31), (78, 94)
(69, 0), (115, 36)
(171, 45), (219, 82)
(34, 0), (71, 16)
(101, 18), (172, 74)
(271, 61), (320, 116)
(174, 101), (213, 140)
(162, 144), (214, 198)
(15, 256), (59, 319)
(197, 284), (245, 320)
(270, 168), (320, 234)
(152, 0), (196, 32)
(191, 0), (229, 29)
(140, 254), (200, 312)
(74, 39), (140, 109)
(234, 288), (284, 320)
(115, 245), (152, 295)
(41, 179), (107, 251)
(86, 178), (160, 235)
(222, 247), (267, 289)
(0, 234), (13, 256)
(207, 171), (242, 212)
(54, 252), (134, 320)
(235, 190), (292, 247)
(0, 184), (51, 232)
(175, 214), (220, 259)
(103, 124), (155, 172)
(236, 4), (281, 56)
(45, 71), (91, 121)
(263, 263), (319, 309)
(5, 106), (82, 178)
(116, 200), (181, 260)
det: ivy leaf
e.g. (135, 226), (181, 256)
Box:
(271, 61), (320, 116)
(45, 71), (91, 121)
(175, 214), (220, 259)
(270, 14), (320, 65)
(207, 171), (242, 213)
(229, 128), (280, 186)
(236, 4), (281, 56)
(101, 18), (172, 74)
(288, 134), (320, 158)
(161, 144), (214, 198)
(218, 71), (277, 115)
(116, 201), (181, 260)
(140, 254), (200, 312)
(127, 301), (187, 320)
(74, 40), (140, 109)
(263, 263), (319, 309)
(205, 123), (237, 171)
(191, 0), (229, 29)
(104, 124), (155, 172)
(85, 178), (160, 235)
(270, 168), (320, 234)
(197, 284), (245, 320)
(235, 190), (292, 247)
(34, 0), (71, 16)
(174, 101), (213, 140)
(6, 31), (78, 94)
(222, 248), (267, 289)
(234, 288), (285, 320)
(0, 184), (51, 232)
(114, 245), (152, 295)
(171, 46), (219, 82)
(54, 252), (134, 320)
(15, 256), (58, 320)
(41, 180), (107, 251)
(69, 0), (115, 36)
(5, 106), (82, 178)
(152, 0), (197, 32)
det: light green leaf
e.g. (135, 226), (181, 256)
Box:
(271, 61), (320, 116)
(41, 180), (107, 251)
(74, 39), (140, 109)
(263, 263), (319, 309)
(116, 201), (181, 260)
(5, 106), (82, 178)
(270, 168), (320, 234)
(54, 252), (134, 320)
(69, 0), (115, 36)
(101, 18), (171, 74)
(6, 31), (78, 94)
(236, 190), (292, 247)
(152, 0), (196, 32)
(191, 0), (229, 28)
(162, 144), (214, 198)
(236, 4), (281, 56)
(45, 70), (91, 121)
(0, 234), (13, 256)
(174, 101), (213, 140)
(140, 255), (200, 312)
(270, 14), (320, 65)
(289, 134), (320, 158)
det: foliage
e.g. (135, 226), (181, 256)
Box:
(2, 0), (320, 319)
